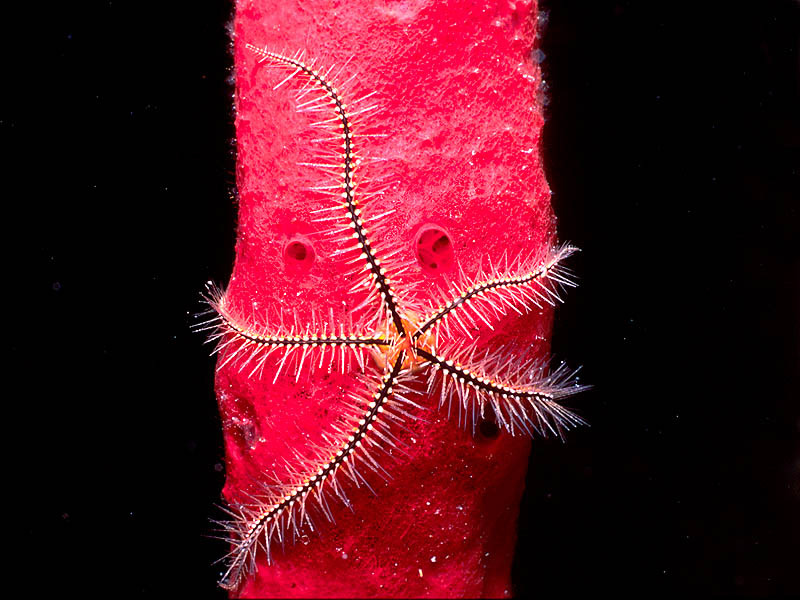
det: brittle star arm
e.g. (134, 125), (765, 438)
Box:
(414, 244), (578, 340)
(245, 45), (408, 338)
(414, 346), (587, 438)
(197, 296), (392, 380)
(213, 307), (391, 349)
(216, 352), (407, 591)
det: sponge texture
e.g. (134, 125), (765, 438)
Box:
(217, 1), (555, 596)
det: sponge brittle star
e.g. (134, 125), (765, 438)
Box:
(197, 46), (587, 591)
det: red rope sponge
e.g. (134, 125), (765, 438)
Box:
(208, 1), (579, 597)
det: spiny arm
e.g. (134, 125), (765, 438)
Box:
(416, 346), (587, 438)
(245, 46), (408, 337)
(415, 244), (579, 340)
(215, 353), (408, 591)
(195, 288), (392, 380)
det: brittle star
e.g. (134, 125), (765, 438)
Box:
(196, 46), (588, 591)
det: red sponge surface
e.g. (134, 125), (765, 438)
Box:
(217, 0), (555, 596)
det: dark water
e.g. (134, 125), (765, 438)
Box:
(9, 0), (798, 596)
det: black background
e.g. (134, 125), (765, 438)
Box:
(7, 1), (798, 596)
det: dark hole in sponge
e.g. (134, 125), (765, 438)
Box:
(415, 225), (454, 274)
(283, 237), (315, 273)
(432, 234), (450, 253)
(478, 417), (501, 440)
(286, 241), (308, 261)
